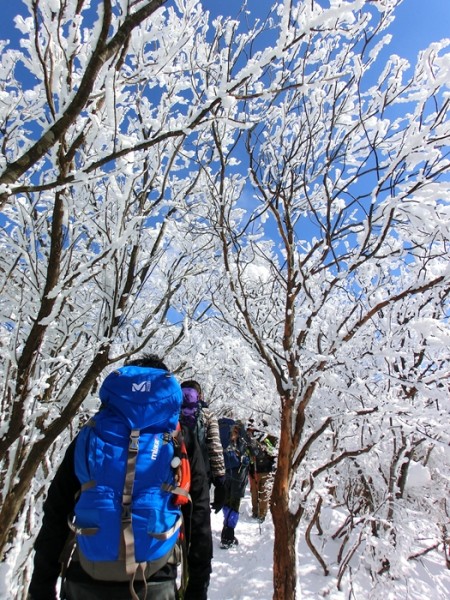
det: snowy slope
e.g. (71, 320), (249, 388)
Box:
(208, 493), (450, 600)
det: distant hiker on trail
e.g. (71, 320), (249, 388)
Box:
(28, 354), (212, 600)
(218, 417), (252, 549)
(247, 419), (278, 522)
(180, 380), (226, 513)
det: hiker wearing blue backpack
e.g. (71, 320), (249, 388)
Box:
(218, 417), (253, 549)
(180, 380), (226, 513)
(28, 355), (212, 600)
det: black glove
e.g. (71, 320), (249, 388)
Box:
(210, 478), (226, 513)
(184, 579), (209, 600)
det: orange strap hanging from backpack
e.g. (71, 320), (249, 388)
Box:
(167, 423), (191, 506)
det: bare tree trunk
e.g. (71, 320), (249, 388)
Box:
(271, 403), (299, 600)
(272, 488), (297, 600)
(0, 351), (109, 558)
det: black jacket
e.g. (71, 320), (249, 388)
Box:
(28, 426), (212, 600)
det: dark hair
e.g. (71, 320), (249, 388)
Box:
(181, 379), (202, 398)
(126, 353), (169, 371)
(181, 379), (207, 406)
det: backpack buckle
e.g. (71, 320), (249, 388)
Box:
(129, 430), (140, 452)
(122, 504), (132, 521)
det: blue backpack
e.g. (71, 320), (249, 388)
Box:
(70, 366), (189, 593)
(218, 417), (249, 470)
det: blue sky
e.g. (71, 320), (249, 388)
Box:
(1, 0), (449, 58)
(386, 0), (449, 57)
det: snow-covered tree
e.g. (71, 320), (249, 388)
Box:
(0, 0), (271, 592)
(186, 1), (450, 598)
(1, 1), (450, 599)
(0, 0), (319, 594)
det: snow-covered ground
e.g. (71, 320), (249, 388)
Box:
(209, 495), (274, 599)
(208, 493), (450, 600)
(2, 487), (448, 599)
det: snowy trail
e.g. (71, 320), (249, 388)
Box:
(208, 496), (274, 600)
(207, 493), (337, 600)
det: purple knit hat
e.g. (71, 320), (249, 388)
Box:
(181, 387), (200, 427)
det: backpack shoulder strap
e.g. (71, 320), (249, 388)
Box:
(122, 429), (141, 582)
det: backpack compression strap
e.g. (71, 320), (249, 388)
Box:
(67, 480), (99, 536)
(122, 429), (148, 600)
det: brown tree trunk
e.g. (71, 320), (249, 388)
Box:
(271, 402), (299, 600)
(0, 350), (110, 558)
(272, 494), (297, 600)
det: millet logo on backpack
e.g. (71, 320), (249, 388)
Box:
(132, 381), (152, 392)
